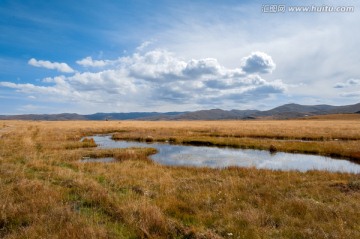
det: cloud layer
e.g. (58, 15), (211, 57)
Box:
(334, 79), (360, 98)
(334, 79), (360, 88)
(2, 50), (286, 111)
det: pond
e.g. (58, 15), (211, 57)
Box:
(88, 135), (360, 173)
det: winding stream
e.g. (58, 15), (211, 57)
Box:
(87, 135), (360, 173)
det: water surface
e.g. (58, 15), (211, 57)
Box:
(90, 135), (360, 173)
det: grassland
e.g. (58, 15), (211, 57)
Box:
(0, 120), (359, 238)
(111, 120), (360, 161)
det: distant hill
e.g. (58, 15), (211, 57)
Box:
(140, 109), (260, 120)
(0, 113), (87, 121)
(254, 103), (339, 119)
(84, 112), (184, 120)
(328, 103), (360, 114)
(0, 102), (359, 121)
(260, 103), (337, 115)
(0, 112), (184, 121)
(178, 109), (259, 120)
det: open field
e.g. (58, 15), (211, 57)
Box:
(0, 120), (359, 238)
(300, 114), (360, 121)
(111, 120), (360, 161)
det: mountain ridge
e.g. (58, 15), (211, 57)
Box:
(0, 103), (359, 121)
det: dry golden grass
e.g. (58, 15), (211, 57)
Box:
(110, 120), (360, 161)
(0, 120), (359, 238)
(301, 114), (360, 120)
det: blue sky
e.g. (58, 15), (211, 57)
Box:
(1, 0), (360, 114)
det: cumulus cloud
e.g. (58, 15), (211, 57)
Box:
(76, 57), (110, 67)
(241, 52), (276, 74)
(334, 78), (360, 88)
(1, 49), (286, 111)
(28, 58), (74, 73)
(205, 75), (267, 90)
(0, 81), (72, 96)
(125, 50), (186, 81)
(183, 58), (223, 78)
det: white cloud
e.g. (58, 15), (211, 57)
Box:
(148, 2), (360, 107)
(28, 58), (74, 73)
(334, 79), (360, 88)
(125, 50), (186, 81)
(340, 92), (360, 98)
(0, 81), (72, 97)
(2, 49), (287, 112)
(136, 41), (153, 52)
(183, 58), (224, 78)
(240, 52), (276, 74)
(19, 104), (47, 112)
(76, 57), (110, 68)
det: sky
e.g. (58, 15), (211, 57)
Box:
(1, 0), (360, 114)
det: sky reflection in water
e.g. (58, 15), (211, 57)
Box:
(91, 135), (360, 173)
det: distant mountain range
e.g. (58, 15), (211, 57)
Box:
(1, 103), (360, 121)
